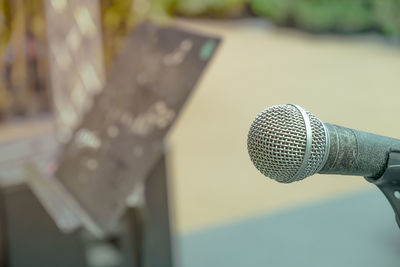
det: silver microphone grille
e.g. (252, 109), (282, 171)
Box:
(247, 104), (329, 183)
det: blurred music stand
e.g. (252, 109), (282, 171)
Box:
(0, 22), (220, 267)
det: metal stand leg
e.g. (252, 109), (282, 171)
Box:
(126, 153), (174, 267)
(0, 190), (8, 267)
(125, 207), (144, 267)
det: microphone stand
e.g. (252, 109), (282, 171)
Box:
(365, 151), (400, 228)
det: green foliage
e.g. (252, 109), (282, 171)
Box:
(101, 0), (177, 67)
(292, 0), (373, 32)
(152, 0), (400, 38)
(371, 0), (400, 38)
(150, 0), (177, 17)
(174, 0), (247, 17)
(250, 0), (400, 37)
(2, 0), (399, 63)
(102, 0), (133, 33)
(24, 0), (46, 38)
(0, 0), (12, 49)
(250, 0), (291, 24)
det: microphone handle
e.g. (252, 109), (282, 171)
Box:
(319, 123), (400, 179)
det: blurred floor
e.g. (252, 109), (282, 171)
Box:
(168, 18), (400, 233)
(180, 189), (400, 267)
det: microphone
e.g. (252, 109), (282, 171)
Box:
(247, 104), (400, 183)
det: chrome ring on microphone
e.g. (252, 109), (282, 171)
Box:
(290, 104), (312, 182)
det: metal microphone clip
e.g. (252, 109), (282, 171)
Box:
(365, 151), (400, 228)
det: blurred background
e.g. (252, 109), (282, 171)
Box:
(1, 0), (400, 266)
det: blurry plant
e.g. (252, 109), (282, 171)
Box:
(250, 0), (400, 38)
(250, 0), (290, 24)
(23, 0), (46, 39)
(163, 0), (400, 39)
(0, 0), (12, 117)
(293, 0), (372, 32)
(150, 0), (176, 18)
(2, 0), (399, 71)
(101, 0), (133, 67)
(0, 0), (12, 52)
(102, 0), (134, 34)
(371, 0), (400, 38)
(101, 0), (177, 67)
(100, 0), (175, 67)
(174, 0), (247, 17)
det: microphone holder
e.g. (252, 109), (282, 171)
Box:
(365, 151), (400, 228)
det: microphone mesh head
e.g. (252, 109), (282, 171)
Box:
(247, 104), (328, 183)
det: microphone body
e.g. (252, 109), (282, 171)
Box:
(320, 123), (400, 179)
(247, 104), (400, 183)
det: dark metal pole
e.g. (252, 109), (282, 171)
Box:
(143, 153), (174, 267)
(0, 190), (9, 267)
(126, 153), (174, 267)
